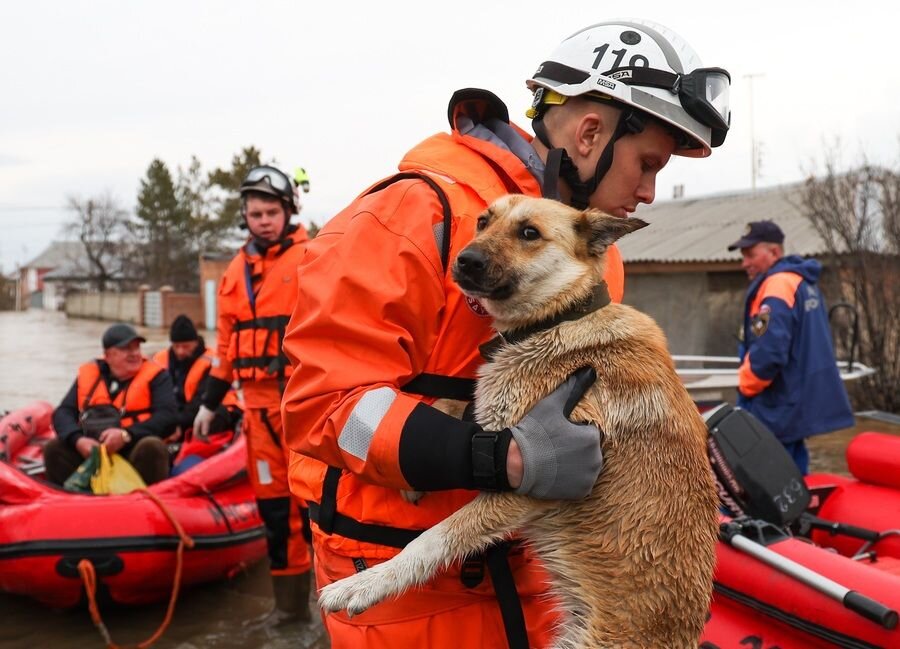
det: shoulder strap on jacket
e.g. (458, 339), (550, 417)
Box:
(363, 172), (452, 271)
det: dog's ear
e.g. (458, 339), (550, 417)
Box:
(581, 210), (649, 256)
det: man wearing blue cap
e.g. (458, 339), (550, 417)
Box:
(728, 221), (854, 473)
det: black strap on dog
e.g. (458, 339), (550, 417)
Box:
(481, 281), (612, 361)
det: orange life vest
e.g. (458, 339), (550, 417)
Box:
(76, 359), (163, 428)
(152, 348), (240, 407)
(213, 228), (308, 396)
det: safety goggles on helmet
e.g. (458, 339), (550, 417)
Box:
(606, 65), (731, 147)
(241, 166), (293, 196)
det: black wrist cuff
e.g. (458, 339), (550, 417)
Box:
(471, 428), (512, 491)
(202, 376), (232, 410)
(398, 404), (514, 493)
(399, 403), (482, 491)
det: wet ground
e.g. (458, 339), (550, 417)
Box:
(2, 310), (899, 648)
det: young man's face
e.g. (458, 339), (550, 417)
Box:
(245, 196), (287, 243)
(586, 119), (676, 217)
(740, 242), (781, 280)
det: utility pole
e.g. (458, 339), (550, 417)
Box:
(744, 73), (764, 191)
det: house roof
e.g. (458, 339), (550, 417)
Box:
(21, 241), (87, 269)
(23, 240), (128, 280)
(619, 182), (830, 264)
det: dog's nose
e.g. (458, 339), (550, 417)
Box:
(455, 248), (487, 277)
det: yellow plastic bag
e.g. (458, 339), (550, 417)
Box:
(90, 445), (146, 495)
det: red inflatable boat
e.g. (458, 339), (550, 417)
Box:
(0, 400), (55, 476)
(0, 402), (267, 609)
(701, 432), (900, 648)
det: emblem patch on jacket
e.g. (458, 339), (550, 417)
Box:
(751, 304), (771, 337)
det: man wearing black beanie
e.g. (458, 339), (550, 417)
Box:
(152, 314), (240, 438)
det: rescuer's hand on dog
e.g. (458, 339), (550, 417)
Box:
(508, 367), (602, 500)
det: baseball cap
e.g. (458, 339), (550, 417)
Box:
(102, 323), (147, 350)
(727, 221), (785, 251)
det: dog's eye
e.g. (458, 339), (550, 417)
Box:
(520, 225), (541, 241)
(476, 216), (489, 231)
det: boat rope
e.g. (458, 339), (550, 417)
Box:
(77, 488), (196, 648)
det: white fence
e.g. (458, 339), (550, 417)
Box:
(65, 292), (140, 323)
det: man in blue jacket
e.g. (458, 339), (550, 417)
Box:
(728, 221), (854, 473)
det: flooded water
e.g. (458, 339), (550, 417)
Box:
(2, 310), (899, 648)
(0, 310), (329, 649)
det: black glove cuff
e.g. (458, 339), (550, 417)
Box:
(471, 428), (512, 491)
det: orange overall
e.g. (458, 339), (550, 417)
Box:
(210, 227), (312, 576)
(282, 92), (624, 648)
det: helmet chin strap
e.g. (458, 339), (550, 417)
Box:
(533, 109), (645, 210)
(251, 222), (298, 255)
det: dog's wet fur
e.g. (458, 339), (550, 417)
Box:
(319, 195), (719, 648)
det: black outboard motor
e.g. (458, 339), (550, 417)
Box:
(705, 403), (810, 526)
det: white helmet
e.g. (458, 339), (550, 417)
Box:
(527, 19), (730, 157)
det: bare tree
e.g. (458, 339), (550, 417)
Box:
(796, 152), (900, 412)
(64, 194), (130, 291)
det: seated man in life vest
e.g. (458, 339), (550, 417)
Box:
(152, 314), (240, 442)
(45, 323), (177, 486)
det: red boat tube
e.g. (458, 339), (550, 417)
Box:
(0, 402), (266, 609)
(703, 432), (900, 647)
(0, 401), (54, 471)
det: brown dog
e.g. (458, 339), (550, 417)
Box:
(319, 195), (719, 648)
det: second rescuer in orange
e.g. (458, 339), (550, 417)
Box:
(194, 165), (313, 627)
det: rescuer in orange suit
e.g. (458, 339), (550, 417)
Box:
(194, 166), (313, 628)
(282, 20), (732, 649)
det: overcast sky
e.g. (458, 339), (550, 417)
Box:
(2, 0), (899, 273)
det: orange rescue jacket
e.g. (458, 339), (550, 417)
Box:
(282, 92), (626, 565)
(210, 226), (308, 408)
(76, 359), (163, 428)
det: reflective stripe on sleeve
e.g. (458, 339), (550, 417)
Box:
(338, 387), (397, 461)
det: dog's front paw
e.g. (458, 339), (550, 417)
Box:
(401, 489), (425, 504)
(318, 567), (394, 617)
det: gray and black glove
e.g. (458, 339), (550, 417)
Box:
(397, 367), (601, 498)
(511, 367), (602, 500)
